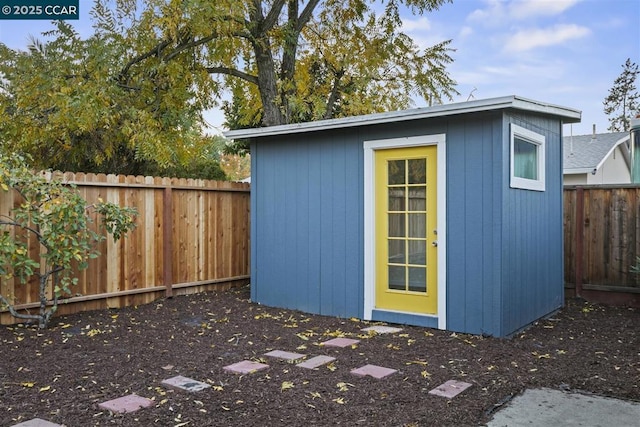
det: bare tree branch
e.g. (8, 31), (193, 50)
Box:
(163, 33), (218, 62)
(262, 0), (287, 32)
(205, 67), (259, 85)
(296, 0), (321, 32)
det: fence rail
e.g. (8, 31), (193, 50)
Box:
(564, 185), (640, 306)
(0, 172), (250, 324)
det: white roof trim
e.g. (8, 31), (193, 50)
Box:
(224, 95), (581, 139)
(594, 135), (630, 172)
(564, 168), (594, 175)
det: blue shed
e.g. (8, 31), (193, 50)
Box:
(225, 96), (581, 337)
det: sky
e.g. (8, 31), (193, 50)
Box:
(0, 0), (638, 137)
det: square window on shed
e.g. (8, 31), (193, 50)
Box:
(510, 124), (545, 191)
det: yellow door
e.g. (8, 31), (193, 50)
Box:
(375, 146), (437, 314)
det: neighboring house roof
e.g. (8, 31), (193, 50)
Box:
(563, 132), (630, 174)
(225, 95), (581, 139)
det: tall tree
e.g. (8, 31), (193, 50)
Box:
(98, 0), (458, 130)
(603, 58), (639, 132)
(0, 21), (225, 179)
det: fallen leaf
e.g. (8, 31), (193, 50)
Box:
(332, 397), (346, 404)
(337, 382), (349, 392)
(406, 360), (428, 366)
(39, 385), (51, 392)
(281, 381), (295, 391)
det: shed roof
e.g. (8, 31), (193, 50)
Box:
(224, 95), (581, 139)
(563, 132), (630, 174)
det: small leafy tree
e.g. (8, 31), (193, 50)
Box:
(603, 58), (639, 132)
(0, 154), (137, 328)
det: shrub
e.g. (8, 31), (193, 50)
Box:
(0, 154), (137, 328)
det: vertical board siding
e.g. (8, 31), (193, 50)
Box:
(0, 173), (250, 325)
(564, 186), (640, 289)
(250, 111), (567, 337)
(252, 131), (364, 318)
(501, 113), (564, 336)
(445, 114), (503, 336)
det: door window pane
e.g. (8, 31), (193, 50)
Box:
(408, 187), (426, 211)
(388, 160), (405, 185)
(388, 239), (405, 264)
(408, 267), (426, 292)
(408, 240), (426, 265)
(388, 266), (405, 290)
(408, 159), (426, 184)
(408, 213), (426, 238)
(388, 213), (405, 237)
(388, 188), (405, 211)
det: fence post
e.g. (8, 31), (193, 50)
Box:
(163, 187), (174, 298)
(575, 187), (584, 298)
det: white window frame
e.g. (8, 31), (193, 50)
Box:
(510, 124), (545, 191)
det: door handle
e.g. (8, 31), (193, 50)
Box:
(432, 240), (438, 247)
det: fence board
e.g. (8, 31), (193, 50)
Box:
(565, 186), (640, 299)
(1, 172), (250, 325)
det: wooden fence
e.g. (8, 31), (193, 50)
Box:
(564, 185), (640, 307)
(0, 172), (250, 325)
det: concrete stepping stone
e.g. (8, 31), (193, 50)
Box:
(321, 337), (360, 348)
(12, 419), (63, 427)
(296, 355), (336, 369)
(98, 393), (154, 413)
(361, 325), (403, 334)
(264, 350), (306, 361)
(162, 375), (211, 392)
(428, 380), (472, 398)
(223, 360), (270, 374)
(351, 364), (397, 379)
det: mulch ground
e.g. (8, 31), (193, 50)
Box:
(1, 285), (638, 426)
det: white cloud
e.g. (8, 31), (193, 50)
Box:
(459, 26), (474, 38)
(508, 0), (582, 20)
(467, 0), (582, 26)
(504, 24), (591, 52)
(467, 0), (507, 26)
(401, 16), (432, 32)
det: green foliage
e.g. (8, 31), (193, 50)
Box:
(0, 0), (457, 162)
(90, 0), (457, 152)
(0, 20), (225, 179)
(604, 58), (639, 132)
(0, 153), (137, 328)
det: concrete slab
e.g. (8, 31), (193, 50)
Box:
(321, 338), (360, 348)
(428, 380), (472, 398)
(487, 388), (640, 427)
(264, 350), (306, 361)
(223, 360), (269, 374)
(98, 394), (154, 413)
(161, 375), (211, 392)
(351, 364), (397, 379)
(11, 419), (63, 427)
(296, 355), (336, 369)
(361, 325), (403, 334)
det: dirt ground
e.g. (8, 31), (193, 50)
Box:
(1, 285), (638, 426)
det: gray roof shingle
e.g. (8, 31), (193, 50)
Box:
(563, 132), (629, 172)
